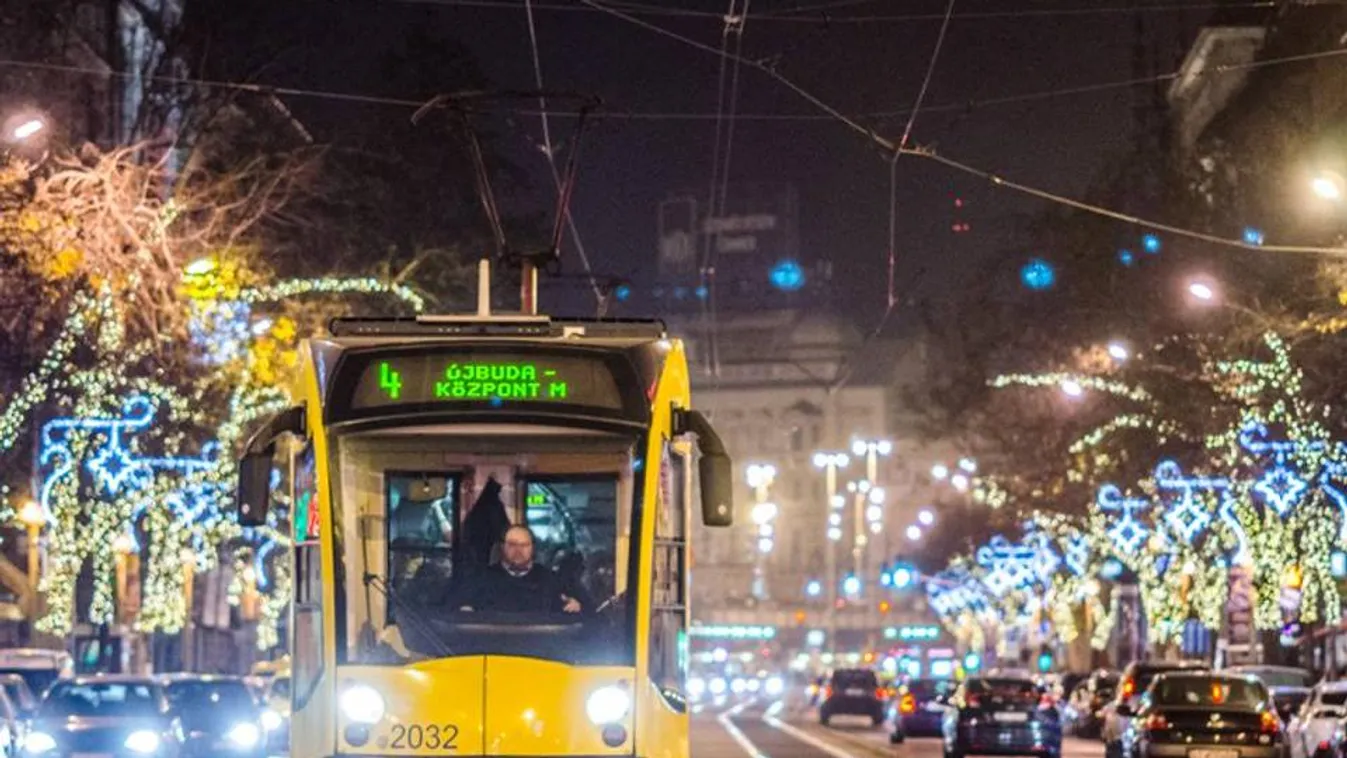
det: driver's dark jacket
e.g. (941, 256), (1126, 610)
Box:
(457, 564), (593, 613)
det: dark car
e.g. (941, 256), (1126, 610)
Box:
(892, 679), (957, 742)
(161, 676), (265, 758)
(1104, 660), (1210, 757)
(23, 676), (183, 758)
(1065, 670), (1119, 739)
(1119, 672), (1283, 758)
(942, 676), (1062, 758)
(0, 676), (38, 723)
(819, 669), (885, 727)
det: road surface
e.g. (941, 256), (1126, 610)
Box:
(692, 697), (1105, 758)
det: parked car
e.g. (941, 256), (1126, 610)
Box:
(1287, 681), (1347, 758)
(161, 675), (266, 758)
(941, 675), (1062, 758)
(1064, 670), (1119, 739)
(24, 676), (184, 758)
(819, 669), (885, 727)
(1119, 671), (1283, 758)
(891, 678), (957, 743)
(1103, 660), (1210, 758)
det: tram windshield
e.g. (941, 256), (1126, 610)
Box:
(329, 425), (644, 666)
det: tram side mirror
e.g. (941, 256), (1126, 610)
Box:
(237, 405), (306, 527)
(674, 407), (733, 528)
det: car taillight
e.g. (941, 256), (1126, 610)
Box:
(1144, 714), (1169, 732)
(1261, 711), (1281, 734)
(900, 694), (917, 715)
(966, 695), (981, 709)
(1121, 678), (1135, 699)
(1039, 694), (1055, 709)
(823, 686), (832, 700)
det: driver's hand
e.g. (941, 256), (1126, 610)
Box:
(561, 595), (581, 613)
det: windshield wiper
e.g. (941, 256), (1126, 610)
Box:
(362, 573), (454, 659)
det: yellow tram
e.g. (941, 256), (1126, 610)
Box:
(236, 278), (734, 758)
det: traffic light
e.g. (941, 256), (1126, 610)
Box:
(1037, 649), (1053, 673)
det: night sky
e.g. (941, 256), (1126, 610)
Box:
(244, 1), (1217, 321)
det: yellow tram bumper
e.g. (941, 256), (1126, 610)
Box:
(334, 658), (636, 757)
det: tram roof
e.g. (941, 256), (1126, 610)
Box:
(325, 315), (670, 348)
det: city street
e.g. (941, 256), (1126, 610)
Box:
(693, 699), (1104, 758)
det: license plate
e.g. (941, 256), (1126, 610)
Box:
(993, 712), (1029, 723)
(385, 723), (460, 751)
(844, 688), (865, 696)
(1189, 751), (1238, 758)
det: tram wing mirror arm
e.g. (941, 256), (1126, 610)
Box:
(237, 405), (306, 527)
(674, 408), (733, 528)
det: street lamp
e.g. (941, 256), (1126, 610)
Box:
(814, 451), (849, 649)
(1061, 380), (1084, 398)
(918, 508), (935, 526)
(745, 463), (777, 599)
(1107, 342), (1130, 362)
(906, 525), (923, 542)
(1187, 279), (1217, 302)
(1312, 170), (1344, 202)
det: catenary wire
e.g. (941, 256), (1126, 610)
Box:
(522, 0), (605, 310)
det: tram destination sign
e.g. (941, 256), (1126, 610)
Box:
(346, 351), (625, 410)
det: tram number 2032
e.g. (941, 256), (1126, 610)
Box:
(389, 724), (459, 750)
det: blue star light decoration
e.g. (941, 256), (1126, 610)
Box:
(1320, 458), (1347, 543)
(1096, 484), (1151, 555)
(1061, 529), (1091, 577)
(976, 535), (1039, 596)
(1022, 526), (1062, 583)
(1239, 422), (1317, 518)
(1152, 460), (1219, 544)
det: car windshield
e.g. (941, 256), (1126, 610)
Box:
(1322, 692), (1347, 707)
(908, 680), (956, 699)
(1153, 677), (1268, 709)
(333, 429), (646, 666)
(1137, 666), (1204, 691)
(833, 671), (878, 689)
(166, 680), (257, 718)
(1234, 669), (1313, 689)
(969, 679), (1039, 704)
(0, 668), (58, 698)
(2, 682), (33, 710)
(42, 682), (161, 718)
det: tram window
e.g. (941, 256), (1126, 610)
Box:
(385, 473), (457, 620)
(649, 444), (688, 705)
(292, 545), (323, 709)
(524, 477), (618, 606)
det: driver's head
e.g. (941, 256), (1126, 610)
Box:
(501, 525), (535, 572)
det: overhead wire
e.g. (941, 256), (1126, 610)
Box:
(0, 53), (1341, 126)
(522, 0), (605, 311)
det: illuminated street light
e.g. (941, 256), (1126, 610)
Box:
(1061, 379), (1084, 398)
(746, 463), (777, 489)
(950, 474), (969, 491)
(1107, 342), (1129, 361)
(827, 527), (842, 541)
(931, 464), (949, 480)
(906, 525), (923, 541)
(842, 575), (861, 596)
(1187, 280), (1216, 302)
(865, 505), (883, 522)
(757, 524), (773, 538)
(957, 458), (977, 473)
(829, 494), (845, 509)
(868, 487), (885, 504)
(757, 538), (773, 553)
(1313, 170), (1344, 201)
(751, 501), (779, 525)
(892, 566), (915, 588)
(806, 580), (822, 597)
(11, 118), (43, 141)
(829, 513), (842, 526)
(918, 508), (935, 526)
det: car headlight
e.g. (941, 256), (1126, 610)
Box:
(226, 723), (261, 750)
(23, 732), (56, 754)
(339, 684), (386, 724)
(585, 686), (631, 725)
(124, 730), (161, 754)
(260, 709), (284, 732)
(709, 678), (727, 695)
(765, 677), (784, 696)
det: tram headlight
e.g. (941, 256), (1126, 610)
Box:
(585, 686), (631, 725)
(261, 709), (284, 732)
(339, 684), (386, 724)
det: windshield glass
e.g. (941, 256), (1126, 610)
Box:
(334, 427), (641, 666)
(42, 682), (161, 718)
(166, 681), (257, 718)
(969, 679), (1039, 705)
(1154, 677), (1267, 709)
(1323, 692), (1347, 707)
(2, 682), (33, 710)
(0, 668), (58, 698)
(1233, 668), (1312, 689)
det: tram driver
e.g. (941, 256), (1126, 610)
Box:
(457, 525), (590, 613)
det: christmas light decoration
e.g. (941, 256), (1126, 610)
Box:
(1095, 484), (1150, 555)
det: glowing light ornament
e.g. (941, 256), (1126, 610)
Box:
(1095, 484), (1150, 555)
(1319, 459), (1347, 543)
(1152, 460), (1221, 544)
(1022, 527), (1062, 583)
(975, 535), (1038, 596)
(1239, 422), (1316, 517)
(1062, 530), (1090, 577)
